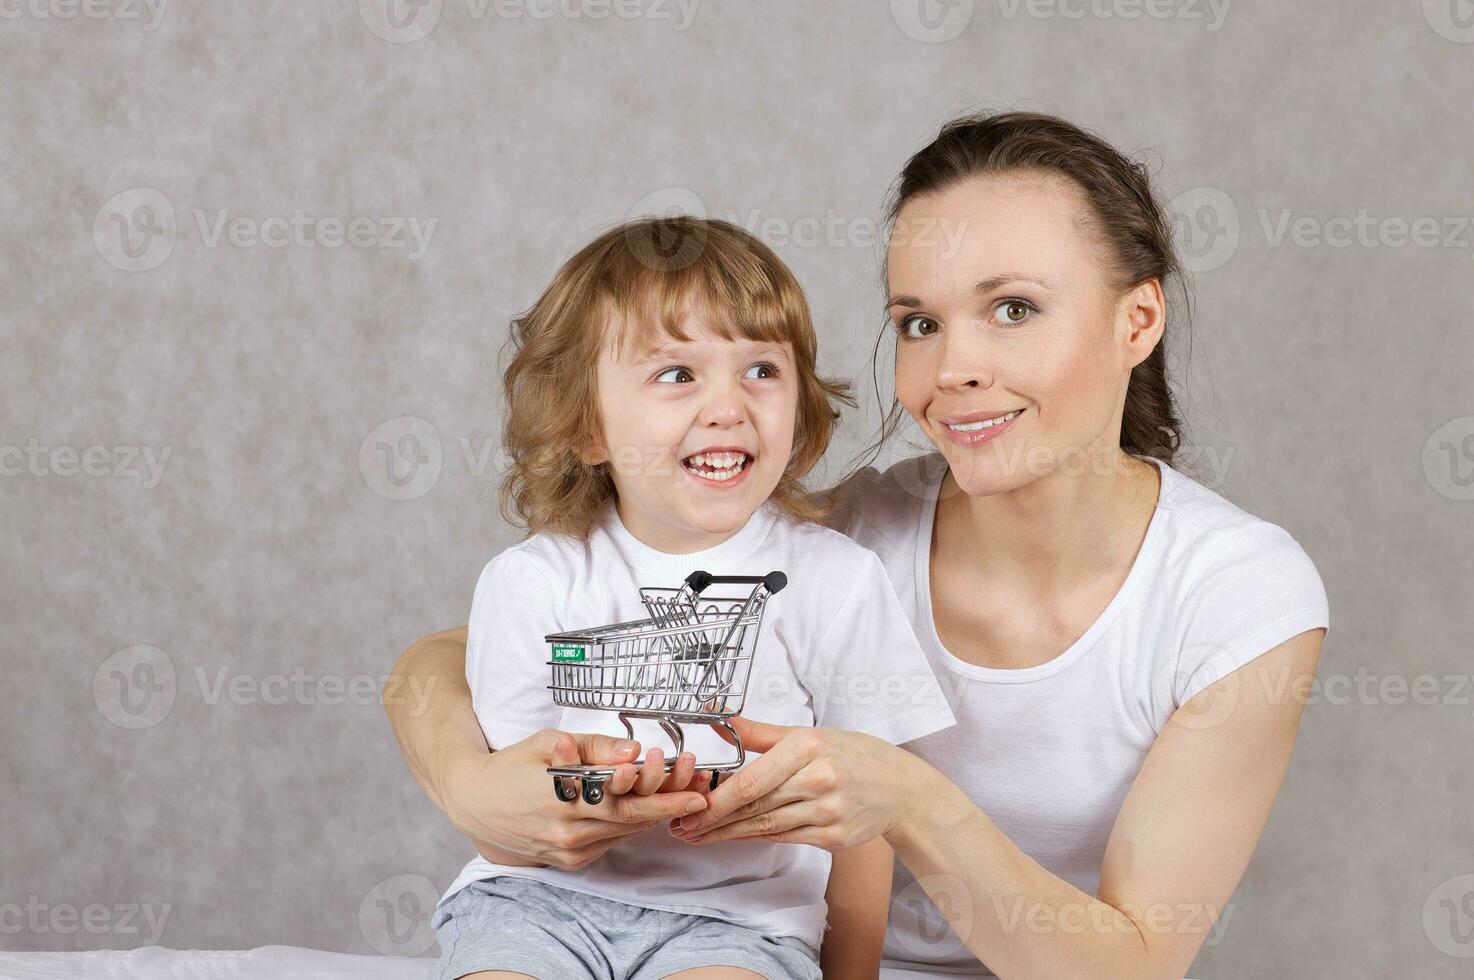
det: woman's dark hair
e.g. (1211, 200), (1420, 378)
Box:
(861, 110), (1189, 468)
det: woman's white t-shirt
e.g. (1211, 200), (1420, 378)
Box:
(829, 454), (1331, 978)
(440, 499), (957, 952)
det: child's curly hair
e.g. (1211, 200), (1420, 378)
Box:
(499, 216), (854, 539)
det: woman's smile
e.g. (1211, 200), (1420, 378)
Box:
(935, 407), (1026, 447)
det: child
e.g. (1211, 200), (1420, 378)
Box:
(431, 216), (956, 980)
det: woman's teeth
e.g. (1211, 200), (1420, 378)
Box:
(945, 409), (1022, 433)
(683, 452), (749, 481)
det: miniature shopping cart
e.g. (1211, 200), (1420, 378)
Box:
(545, 570), (787, 805)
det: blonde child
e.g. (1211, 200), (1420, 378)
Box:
(431, 216), (955, 980)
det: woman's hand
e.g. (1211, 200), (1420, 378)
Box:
(449, 728), (714, 870)
(669, 717), (918, 851)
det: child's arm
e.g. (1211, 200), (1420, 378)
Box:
(820, 836), (894, 979)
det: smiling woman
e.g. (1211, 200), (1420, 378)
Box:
(386, 111), (1329, 980)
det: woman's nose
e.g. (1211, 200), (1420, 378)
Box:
(935, 326), (995, 391)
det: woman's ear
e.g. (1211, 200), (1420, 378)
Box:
(1120, 278), (1167, 370)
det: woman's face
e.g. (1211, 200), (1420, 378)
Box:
(886, 172), (1163, 497)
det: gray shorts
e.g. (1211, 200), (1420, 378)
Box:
(431, 876), (822, 980)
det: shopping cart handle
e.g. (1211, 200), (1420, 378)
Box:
(685, 570), (787, 596)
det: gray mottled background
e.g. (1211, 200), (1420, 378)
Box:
(3, 0), (1472, 976)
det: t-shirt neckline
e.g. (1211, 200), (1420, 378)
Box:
(914, 455), (1170, 683)
(601, 500), (778, 582)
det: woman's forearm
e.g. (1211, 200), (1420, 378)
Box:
(885, 754), (1168, 980)
(384, 626), (482, 815)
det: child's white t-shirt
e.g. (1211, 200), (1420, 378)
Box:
(439, 500), (958, 950)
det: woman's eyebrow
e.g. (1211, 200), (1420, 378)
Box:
(975, 273), (1052, 293)
(888, 273), (1054, 310)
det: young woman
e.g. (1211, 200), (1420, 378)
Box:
(386, 111), (1328, 979)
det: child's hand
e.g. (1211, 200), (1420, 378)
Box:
(453, 729), (710, 871)
(601, 747), (704, 798)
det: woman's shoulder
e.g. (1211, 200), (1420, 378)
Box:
(1153, 460), (1317, 562)
(822, 452), (946, 540)
(1148, 459), (1329, 628)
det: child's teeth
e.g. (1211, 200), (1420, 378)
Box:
(685, 452), (748, 481)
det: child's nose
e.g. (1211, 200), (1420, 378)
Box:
(698, 389), (747, 428)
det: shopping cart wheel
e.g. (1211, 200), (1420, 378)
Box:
(552, 776), (578, 802)
(708, 770), (721, 791)
(582, 780), (605, 805)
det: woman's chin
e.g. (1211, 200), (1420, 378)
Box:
(936, 443), (1037, 498)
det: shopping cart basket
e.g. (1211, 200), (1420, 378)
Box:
(545, 570), (787, 804)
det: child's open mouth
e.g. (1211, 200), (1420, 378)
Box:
(681, 450), (752, 486)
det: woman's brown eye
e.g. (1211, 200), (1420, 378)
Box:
(1000, 302), (1030, 324)
(900, 316), (939, 339)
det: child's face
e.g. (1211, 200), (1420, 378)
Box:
(586, 307), (799, 551)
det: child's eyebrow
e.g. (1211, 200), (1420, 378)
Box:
(633, 343), (682, 363)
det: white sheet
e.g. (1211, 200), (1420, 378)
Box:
(0, 946), (435, 980)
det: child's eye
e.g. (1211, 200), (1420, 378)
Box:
(744, 363), (780, 380)
(654, 367), (695, 384)
(895, 314), (940, 340)
(994, 299), (1037, 326)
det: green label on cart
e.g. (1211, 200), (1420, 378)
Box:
(551, 644), (586, 663)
